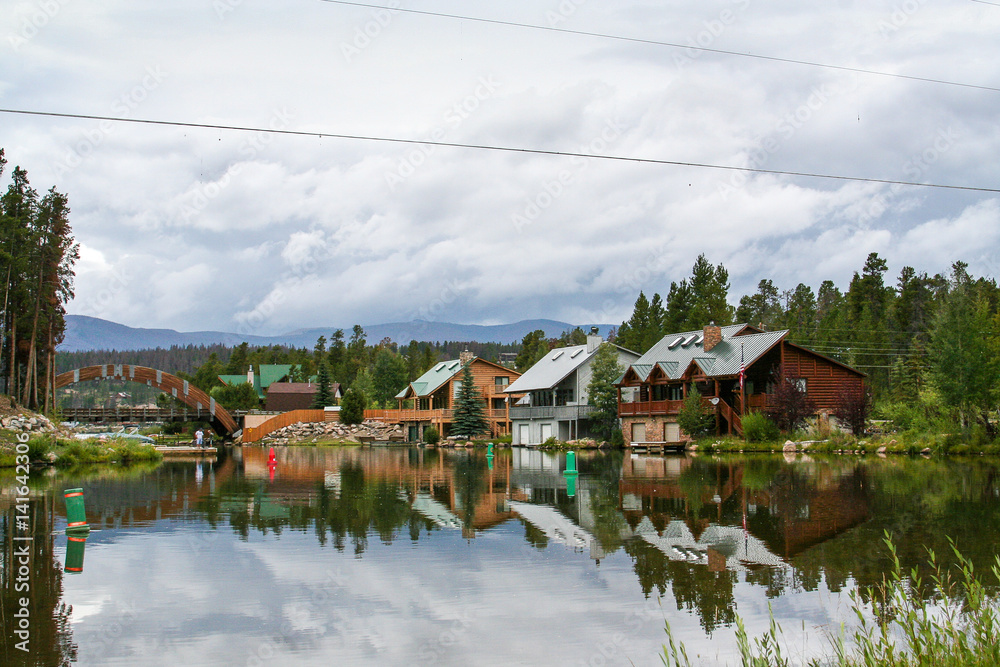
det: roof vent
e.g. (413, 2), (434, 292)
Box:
(552, 350), (564, 360)
(434, 363), (446, 371)
(682, 334), (698, 347)
(667, 336), (683, 349)
(570, 348), (583, 358)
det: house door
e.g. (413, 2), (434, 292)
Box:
(632, 423), (646, 443)
(665, 423), (680, 443)
(540, 423), (553, 442)
(518, 424), (529, 445)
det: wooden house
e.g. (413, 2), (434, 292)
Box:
(380, 350), (523, 441)
(265, 382), (341, 411)
(616, 323), (865, 445)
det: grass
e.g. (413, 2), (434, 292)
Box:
(661, 535), (1000, 667)
(53, 438), (162, 467)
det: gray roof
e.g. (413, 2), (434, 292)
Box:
(504, 344), (595, 393)
(395, 358), (465, 399)
(626, 324), (786, 381)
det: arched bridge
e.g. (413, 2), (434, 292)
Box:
(55, 364), (238, 435)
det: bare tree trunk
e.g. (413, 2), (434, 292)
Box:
(22, 264), (44, 408)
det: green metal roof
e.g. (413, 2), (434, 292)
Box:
(396, 359), (465, 399)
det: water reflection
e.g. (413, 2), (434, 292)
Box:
(6, 449), (1000, 665)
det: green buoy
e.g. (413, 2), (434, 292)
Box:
(63, 488), (90, 533)
(564, 451), (579, 497)
(65, 534), (87, 574)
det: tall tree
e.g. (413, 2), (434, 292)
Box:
(371, 348), (408, 407)
(928, 262), (1000, 435)
(586, 342), (624, 439)
(685, 254), (734, 329)
(452, 363), (489, 438)
(735, 279), (782, 330)
(309, 359), (335, 408)
(515, 329), (549, 371)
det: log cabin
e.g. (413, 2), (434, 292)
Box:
(616, 323), (865, 445)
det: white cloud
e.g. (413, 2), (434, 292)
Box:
(1, 0), (997, 332)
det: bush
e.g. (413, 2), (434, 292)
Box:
(742, 411), (779, 443)
(677, 392), (715, 438)
(162, 422), (182, 435)
(610, 429), (624, 448)
(340, 388), (367, 425)
(423, 426), (440, 445)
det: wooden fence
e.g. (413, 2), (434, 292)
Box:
(242, 409), (330, 443)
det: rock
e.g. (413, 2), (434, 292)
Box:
(877, 446), (887, 453)
(783, 442), (797, 452)
(921, 447), (932, 455)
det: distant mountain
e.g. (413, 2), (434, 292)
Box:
(60, 315), (616, 352)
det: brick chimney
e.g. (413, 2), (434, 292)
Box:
(586, 326), (602, 353)
(703, 322), (722, 352)
(459, 348), (474, 365)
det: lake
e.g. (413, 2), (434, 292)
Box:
(3, 447), (1000, 666)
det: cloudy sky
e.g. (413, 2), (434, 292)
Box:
(2, 1), (998, 335)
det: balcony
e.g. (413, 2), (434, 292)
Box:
(618, 400), (684, 416)
(509, 404), (597, 421)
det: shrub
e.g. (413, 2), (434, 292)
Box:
(162, 422), (182, 435)
(742, 411), (779, 443)
(340, 388), (367, 425)
(677, 392), (715, 438)
(610, 429), (624, 448)
(423, 426), (440, 445)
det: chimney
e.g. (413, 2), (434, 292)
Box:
(587, 326), (602, 353)
(247, 365), (254, 385)
(703, 322), (722, 352)
(459, 348), (474, 365)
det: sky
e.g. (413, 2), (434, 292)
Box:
(2, 0), (999, 336)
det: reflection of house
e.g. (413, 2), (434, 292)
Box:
(616, 323), (865, 445)
(509, 501), (605, 560)
(505, 330), (639, 445)
(218, 365), (294, 400)
(384, 350), (523, 440)
(634, 518), (789, 572)
(264, 381), (341, 411)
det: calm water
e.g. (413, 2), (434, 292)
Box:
(3, 447), (1000, 666)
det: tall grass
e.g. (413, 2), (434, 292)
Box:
(662, 534), (1000, 666)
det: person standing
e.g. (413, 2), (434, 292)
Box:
(195, 428), (204, 447)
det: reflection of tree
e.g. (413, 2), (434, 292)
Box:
(587, 452), (627, 552)
(453, 453), (485, 533)
(624, 539), (737, 633)
(0, 497), (77, 666)
(521, 519), (549, 549)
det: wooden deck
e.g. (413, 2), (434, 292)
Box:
(629, 441), (687, 454)
(155, 446), (218, 456)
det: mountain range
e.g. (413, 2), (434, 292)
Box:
(60, 315), (617, 353)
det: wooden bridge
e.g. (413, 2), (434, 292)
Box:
(55, 364), (238, 435)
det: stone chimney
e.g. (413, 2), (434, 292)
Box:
(703, 322), (722, 352)
(247, 365), (254, 385)
(459, 348), (474, 365)
(587, 326), (602, 353)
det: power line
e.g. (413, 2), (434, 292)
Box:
(970, 0), (1000, 7)
(319, 0), (1000, 94)
(3, 108), (999, 194)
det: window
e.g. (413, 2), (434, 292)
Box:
(555, 386), (574, 406)
(533, 390), (554, 407)
(495, 376), (509, 386)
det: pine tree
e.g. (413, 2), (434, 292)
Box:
(310, 360), (334, 408)
(452, 363), (489, 438)
(340, 387), (367, 425)
(586, 343), (624, 438)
